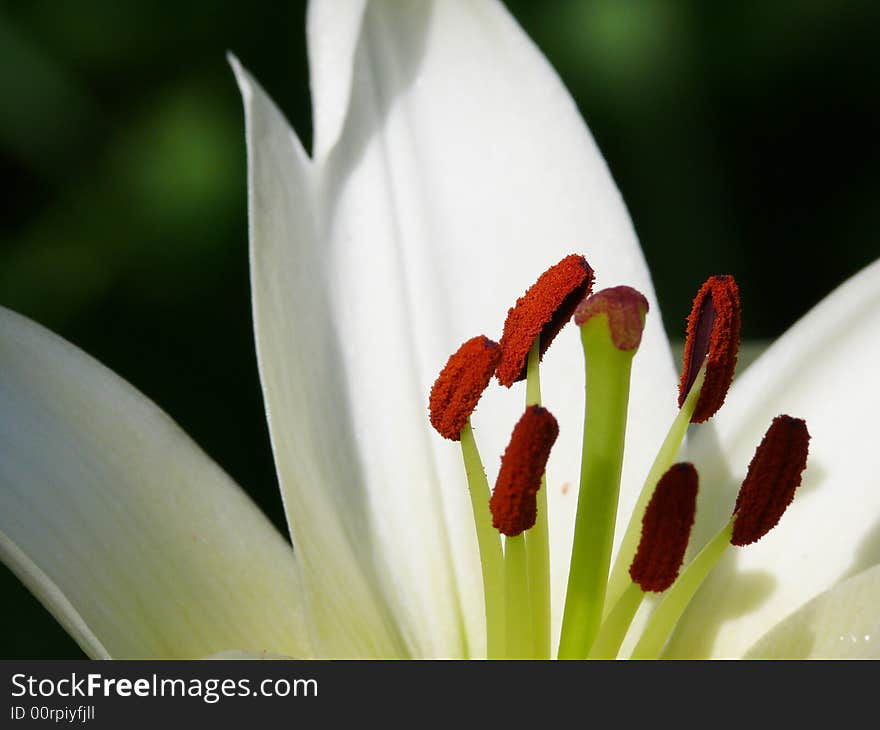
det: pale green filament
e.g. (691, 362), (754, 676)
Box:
(629, 520), (733, 659)
(524, 338), (551, 659)
(459, 421), (505, 658)
(604, 364), (707, 615)
(504, 534), (533, 658)
(588, 581), (644, 659)
(557, 314), (636, 659)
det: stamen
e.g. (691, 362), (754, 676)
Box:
(629, 463), (698, 592)
(604, 365), (706, 613)
(629, 416), (809, 659)
(459, 423), (505, 659)
(573, 286), (649, 351)
(496, 254), (594, 386)
(731, 415), (810, 546)
(524, 340), (551, 659)
(678, 275), (741, 423)
(629, 521), (734, 660)
(429, 335), (501, 440)
(489, 405), (559, 537)
(587, 464), (698, 659)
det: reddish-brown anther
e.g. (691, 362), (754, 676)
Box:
(731, 415), (810, 546)
(489, 405), (559, 536)
(629, 463), (699, 592)
(429, 336), (501, 441)
(678, 275), (741, 423)
(496, 254), (594, 386)
(573, 286), (649, 351)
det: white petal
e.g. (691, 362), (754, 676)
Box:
(307, 0), (369, 161)
(744, 563), (880, 659)
(205, 650), (294, 660)
(0, 531), (109, 659)
(314, 0), (678, 653)
(231, 57), (408, 658)
(0, 307), (310, 659)
(666, 257), (880, 658)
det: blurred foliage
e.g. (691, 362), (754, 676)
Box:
(0, 0), (877, 658)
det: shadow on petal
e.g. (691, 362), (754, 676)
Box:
(662, 550), (777, 658)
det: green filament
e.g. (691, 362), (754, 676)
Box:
(604, 365), (706, 614)
(524, 339), (550, 659)
(504, 534), (533, 658)
(459, 421), (505, 658)
(629, 520), (733, 659)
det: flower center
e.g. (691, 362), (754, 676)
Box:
(428, 258), (809, 659)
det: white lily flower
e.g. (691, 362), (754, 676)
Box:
(1, 0), (878, 659)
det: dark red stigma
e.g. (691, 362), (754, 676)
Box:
(573, 286), (649, 351)
(629, 463), (699, 592)
(496, 254), (594, 387)
(731, 415), (810, 547)
(678, 275), (741, 423)
(489, 405), (559, 536)
(429, 336), (501, 441)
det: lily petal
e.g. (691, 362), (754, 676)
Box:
(231, 57), (408, 658)
(0, 531), (109, 659)
(667, 257), (880, 658)
(312, 0), (678, 651)
(206, 650), (294, 660)
(307, 0), (369, 161)
(744, 563), (880, 659)
(0, 307), (311, 659)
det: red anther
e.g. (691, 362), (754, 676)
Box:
(731, 415), (810, 547)
(496, 254), (594, 387)
(573, 286), (649, 351)
(429, 336), (501, 441)
(489, 405), (559, 537)
(629, 463), (699, 592)
(678, 275), (741, 423)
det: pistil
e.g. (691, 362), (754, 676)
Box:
(558, 287), (648, 659)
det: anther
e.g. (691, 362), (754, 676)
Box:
(496, 254), (594, 386)
(489, 405), (559, 536)
(629, 463), (698, 592)
(731, 415), (810, 546)
(429, 335), (501, 441)
(678, 275), (741, 423)
(573, 286), (649, 351)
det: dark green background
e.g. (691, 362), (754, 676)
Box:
(1, 0), (877, 658)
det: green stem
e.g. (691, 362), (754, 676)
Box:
(557, 315), (636, 659)
(524, 339), (550, 659)
(588, 581), (644, 659)
(504, 534), (533, 659)
(629, 520), (733, 659)
(604, 365), (706, 615)
(460, 421), (505, 659)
